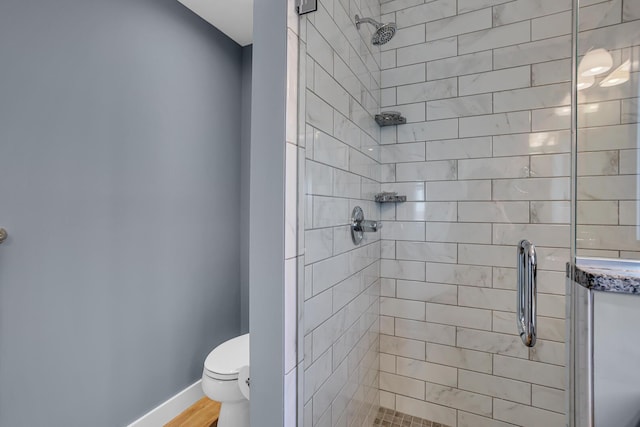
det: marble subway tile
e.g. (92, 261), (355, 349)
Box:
(396, 0), (457, 28)
(424, 382), (493, 417)
(458, 244), (515, 268)
(305, 228), (334, 264)
(381, 259), (427, 281)
(457, 328), (528, 359)
(381, 221), (426, 241)
(314, 129), (350, 170)
(458, 201), (530, 223)
(427, 94), (493, 120)
(532, 11), (571, 40)
(381, 23), (426, 51)
(530, 153), (570, 177)
(493, 355), (565, 389)
(333, 169), (361, 199)
(531, 201), (571, 224)
(493, 223), (570, 248)
(425, 261), (492, 287)
(396, 395), (457, 426)
(624, 0), (640, 20)
(532, 59), (572, 86)
(428, 50), (493, 80)
(396, 202), (458, 222)
(396, 78), (458, 104)
(307, 90), (335, 135)
(576, 200), (618, 225)
(493, 0), (572, 26)
(494, 83), (570, 113)
(380, 334), (426, 360)
(380, 297), (426, 321)
(578, 175), (637, 200)
(458, 156), (530, 180)
(306, 160), (334, 196)
(426, 137), (493, 160)
(579, 0), (622, 31)
(493, 177), (570, 201)
(381, 142), (426, 163)
(457, 0), (513, 13)
(426, 303), (493, 330)
(314, 63), (349, 116)
(392, 102), (427, 124)
(459, 370), (531, 405)
(494, 35), (571, 69)
(426, 180), (492, 201)
(307, 24), (334, 75)
(426, 8), (493, 41)
(397, 37), (458, 66)
(493, 399), (565, 427)
(459, 66), (531, 96)
(492, 131), (570, 157)
(396, 160), (457, 181)
(459, 112), (531, 138)
(396, 119), (459, 143)
(531, 384), (565, 414)
(458, 287), (516, 312)
(577, 225), (640, 251)
(396, 241), (458, 263)
(381, 63), (426, 88)
(529, 339), (565, 366)
(459, 21), (530, 55)
(304, 348), (333, 402)
(577, 150), (619, 176)
(396, 356), (458, 386)
(380, 372), (426, 400)
(426, 342), (493, 373)
(425, 222), (492, 244)
(396, 280), (458, 304)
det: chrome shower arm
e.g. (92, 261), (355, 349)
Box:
(355, 15), (382, 29)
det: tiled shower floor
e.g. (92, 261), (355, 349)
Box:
(373, 407), (450, 427)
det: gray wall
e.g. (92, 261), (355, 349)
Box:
(249, 0), (287, 425)
(0, 0), (244, 425)
(240, 45), (252, 334)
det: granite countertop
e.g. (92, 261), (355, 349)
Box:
(568, 262), (640, 294)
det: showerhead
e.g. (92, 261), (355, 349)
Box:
(355, 14), (397, 45)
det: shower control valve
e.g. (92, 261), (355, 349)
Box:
(351, 206), (382, 245)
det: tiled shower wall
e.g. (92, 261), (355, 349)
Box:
(299, 0), (383, 425)
(576, 1), (640, 258)
(377, 0), (574, 425)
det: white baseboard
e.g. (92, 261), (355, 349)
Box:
(126, 380), (204, 427)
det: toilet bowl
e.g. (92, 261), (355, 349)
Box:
(202, 334), (250, 427)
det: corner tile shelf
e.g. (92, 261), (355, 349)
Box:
(374, 192), (406, 203)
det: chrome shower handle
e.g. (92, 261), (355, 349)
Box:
(351, 206), (381, 245)
(517, 239), (537, 347)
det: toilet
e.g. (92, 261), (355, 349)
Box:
(202, 334), (250, 427)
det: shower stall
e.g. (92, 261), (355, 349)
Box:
(289, 0), (640, 425)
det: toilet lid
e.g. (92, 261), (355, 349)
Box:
(204, 334), (250, 379)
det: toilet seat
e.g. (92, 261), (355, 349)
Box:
(203, 334), (249, 382)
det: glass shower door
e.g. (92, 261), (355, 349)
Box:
(570, 1), (640, 426)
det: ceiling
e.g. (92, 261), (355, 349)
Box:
(178, 0), (253, 46)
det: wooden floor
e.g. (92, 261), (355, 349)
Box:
(164, 397), (221, 427)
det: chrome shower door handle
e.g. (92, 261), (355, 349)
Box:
(517, 239), (537, 347)
(0, 228), (7, 244)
